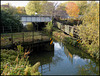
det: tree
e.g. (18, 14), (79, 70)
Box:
(1, 3), (17, 15)
(16, 7), (26, 15)
(39, 2), (55, 16)
(76, 2), (99, 59)
(25, 1), (44, 15)
(1, 10), (23, 33)
(59, 1), (87, 15)
(54, 5), (67, 17)
(66, 2), (80, 18)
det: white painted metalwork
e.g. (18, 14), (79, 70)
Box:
(20, 15), (52, 23)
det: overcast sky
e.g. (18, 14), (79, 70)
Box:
(1, 1), (65, 7)
(1, 1), (99, 7)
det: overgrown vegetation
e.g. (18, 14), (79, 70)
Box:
(1, 45), (41, 75)
(26, 22), (34, 31)
(76, 2), (99, 59)
(43, 21), (53, 36)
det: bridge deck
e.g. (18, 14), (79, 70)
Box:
(20, 15), (52, 23)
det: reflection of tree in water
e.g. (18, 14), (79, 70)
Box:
(51, 53), (64, 66)
(51, 42), (64, 65)
(29, 52), (54, 65)
(64, 46), (73, 64)
(77, 60), (99, 75)
(64, 43), (98, 64)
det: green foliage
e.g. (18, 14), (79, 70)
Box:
(1, 49), (41, 75)
(17, 45), (24, 53)
(26, 22), (34, 31)
(1, 4), (17, 15)
(44, 21), (53, 35)
(69, 32), (73, 37)
(64, 37), (81, 47)
(16, 7), (26, 15)
(1, 10), (23, 33)
(76, 2), (99, 59)
(25, 1), (44, 15)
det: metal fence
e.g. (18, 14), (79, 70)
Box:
(1, 26), (50, 47)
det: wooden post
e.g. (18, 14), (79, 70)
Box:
(32, 31), (34, 42)
(10, 26), (12, 33)
(23, 33), (24, 43)
(18, 26), (19, 32)
(41, 33), (42, 41)
(3, 26), (4, 33)
(11, 33), (13, 45)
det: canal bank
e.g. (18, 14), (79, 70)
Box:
(52, 29), (99, 61)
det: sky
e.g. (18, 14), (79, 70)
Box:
(1, 1), (99, 7)
(1, 1), (65, 7)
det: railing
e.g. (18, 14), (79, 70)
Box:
(1, 31), (50, 47)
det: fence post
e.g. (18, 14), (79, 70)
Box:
(41, 33), (42, 41)
(23, 33), (24, 43)
(3, 26), (4, 33)
(18, 26), (19, 32)
(32, 31), (34, 42)
(10, 26), (12, 33)
(11, 33), (13, 45)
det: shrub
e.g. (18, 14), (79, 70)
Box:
(76, 2), (99, 59)
(1, 45), (41, 75)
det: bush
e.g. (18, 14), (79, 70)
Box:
(76, 2), (99, 59)
(1, 45), (41, 75)
(1, 10), (23, 33)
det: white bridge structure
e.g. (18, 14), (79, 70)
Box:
(20, 15), (52, 25)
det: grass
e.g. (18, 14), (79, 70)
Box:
(1, 32), (49, 47)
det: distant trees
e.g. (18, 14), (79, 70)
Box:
(1, 3), (26, 15)
(1, 3), (17, 15)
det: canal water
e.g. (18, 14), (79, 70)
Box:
(29, 41), (99, 75)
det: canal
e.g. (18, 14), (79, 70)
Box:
(29, 40), (99, 75)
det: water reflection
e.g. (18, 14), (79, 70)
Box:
(77, 60), (99, 75)
(28, 41), (99, 75)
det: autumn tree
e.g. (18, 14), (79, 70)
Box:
(66, 2), (80, 18)
(76, 2), (99, 59)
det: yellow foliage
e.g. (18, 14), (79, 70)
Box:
(69, 32), (73, 37)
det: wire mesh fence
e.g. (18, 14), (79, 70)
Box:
(1, 26), (50, 47)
